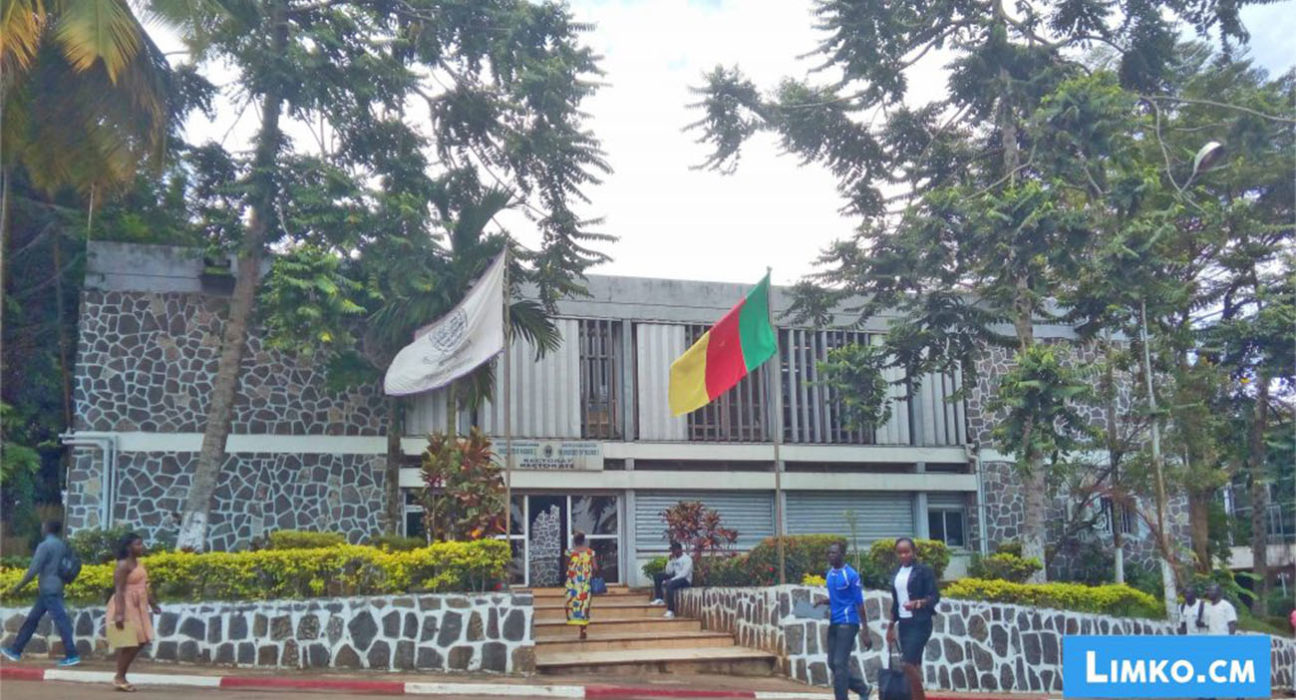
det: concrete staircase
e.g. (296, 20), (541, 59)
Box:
(528, 585), (776, 676)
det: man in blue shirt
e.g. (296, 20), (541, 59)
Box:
(1, 521), (80, 666)
(816, 541), (871, 700)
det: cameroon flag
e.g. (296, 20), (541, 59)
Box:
(668, 273), (777, 416)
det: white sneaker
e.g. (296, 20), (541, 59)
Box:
(663, 611), (675, 619)
(650, 599), (665, 606)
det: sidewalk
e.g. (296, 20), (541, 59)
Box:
(0, 657), (1056, 699)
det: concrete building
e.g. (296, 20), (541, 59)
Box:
(65, 241), (1177, 585)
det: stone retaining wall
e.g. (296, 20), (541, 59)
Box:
(0, 593), (534, 674)
(678, 586), (1295, 694)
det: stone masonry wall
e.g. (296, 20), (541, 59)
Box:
(74, 290), (386, 435)
(66, 451), (387, 552)
(678, 586), (1296, 695)
(0, 593), (534, 674)
(66, 288), (392, 549)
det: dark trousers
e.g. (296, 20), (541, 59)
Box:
(12, 592), (77, 659)
(652, 574), (690, 613)
(827, 623), (868, 700)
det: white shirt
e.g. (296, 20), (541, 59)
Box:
(1178, 600), (1205, 634)
(894, 566), (913, 619)
(1201, 599), (1237, 635)
(666, 553), (694, 584)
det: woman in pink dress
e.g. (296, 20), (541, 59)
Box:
(106, 533), (160, 692)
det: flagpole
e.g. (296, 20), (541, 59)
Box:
(765, 267), (787, 586)
(502, 248), (514, 567)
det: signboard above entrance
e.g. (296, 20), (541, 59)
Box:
(494, 440), (603, 471)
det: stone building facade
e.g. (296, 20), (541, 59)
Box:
(67, 241), (1184, 582)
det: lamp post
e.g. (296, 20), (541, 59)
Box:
(1141, 140), (1225, 617)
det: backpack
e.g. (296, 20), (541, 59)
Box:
(58, 548), (82, 584)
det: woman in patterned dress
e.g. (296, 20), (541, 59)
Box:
(564, 532), (599, 640)
(107, 532), (160, 692)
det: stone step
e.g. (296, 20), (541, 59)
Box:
(529, 589), (646, 603)
(525, 585), (631, 596)
(535, 630), (736, 654)
(535, 646), (778, 677)
(534, 602), (662, 621)
(533, 616), (702, 636)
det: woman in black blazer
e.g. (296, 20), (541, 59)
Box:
(886, 537), (940, 700)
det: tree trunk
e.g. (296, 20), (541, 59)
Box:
(176, 5), (288, 551)
(1247, 376), (1271, 615)
(383, 397), (403, 535)
(1102, 334), (1125, 584)
(1187, 489), (1212, 572)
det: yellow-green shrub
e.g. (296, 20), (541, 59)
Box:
(944, 577), (1163, 619)
(0, 540), (510, 606)
(802, 573), (827, 586)
(267, 530), (347, 550)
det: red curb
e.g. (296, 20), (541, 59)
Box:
(585, 685), (755, 699)
(219, 676), (407, 694)
(0, 667), (47, 682)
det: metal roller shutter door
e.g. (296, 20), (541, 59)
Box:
(785, 492), (914, 542)
(634, 491), (774, 552)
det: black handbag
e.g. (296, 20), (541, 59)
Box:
(877, 653), (912, 700)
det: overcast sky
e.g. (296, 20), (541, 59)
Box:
(161, 0), (1296, 287)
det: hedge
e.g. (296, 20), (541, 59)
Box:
(968, 552), (1043, 583)
(641, 535), (952, 589)
(0, 540), (510, 606)
(267, 530), (346, 550)
(867, 538), (951, 581)
(944, 578), (1163, 619)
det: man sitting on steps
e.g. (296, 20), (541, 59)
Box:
(650, 542), (693, 618)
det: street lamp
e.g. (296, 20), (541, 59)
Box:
(1190, 141), (1225, 182)
(1141, 139), (1226, 616)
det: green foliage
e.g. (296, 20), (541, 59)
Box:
(701, 556), (752, 587)
(367, 533), (427, 552)
(266, 530), (347, 550)
(945, 578), (1163, 619)
(0, 540), (510, 605)
(659, 501), (739, 567)
(969, 552), (1043, 583)
(68, 526), (134, 566)
(988, 344), (1097, 469)
(420, 429), (507, 541)
(0, 556), (31, 569)
(813, 343), (893, 430)
(260, 247), (366, 358)
(868, 538), (951, 580)
(1124, 560), (1165, 601)
(641, 556), (668, 580)
(746, 535), (846, 586)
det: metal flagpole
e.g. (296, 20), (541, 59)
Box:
(502, 248), (514, 562)
(765, 268), (787, 585)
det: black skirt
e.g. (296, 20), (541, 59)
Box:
(897, 617), (933, 665)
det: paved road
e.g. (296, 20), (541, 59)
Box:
(0, 680), (587, 699)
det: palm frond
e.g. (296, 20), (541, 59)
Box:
(1, 0), (46, 77)
(51, 0), (142, 81)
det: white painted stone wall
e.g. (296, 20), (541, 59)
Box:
(677, 586), (1296, 694)
(0, 593), (534, 674)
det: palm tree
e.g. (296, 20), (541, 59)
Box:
(1, 0), (176, 196)
(1, 0), (180, 379)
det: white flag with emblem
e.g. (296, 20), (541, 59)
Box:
(383, 253), (507, 396)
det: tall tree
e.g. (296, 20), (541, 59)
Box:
(167, 0), (609, 549)
(1062, 46), (1294, 606)
(688, 0), (1267, 583)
